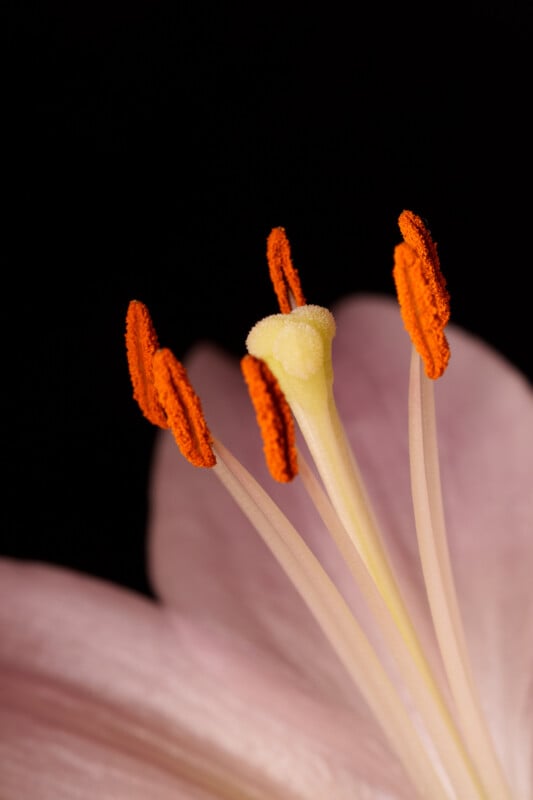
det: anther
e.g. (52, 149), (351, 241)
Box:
(241, 354), (298, 482)
(267, 227), (306, 314)
(152, 348), (216, 468)
(393, 210), (451, 379)
(125, 300), (168, 428)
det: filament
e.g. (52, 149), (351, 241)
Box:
(408, 347), (513, 800)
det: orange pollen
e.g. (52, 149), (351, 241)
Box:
(266, 227), (306, 314)
(125, 300), (168, 428)
(393, 211), (451, 379)
(152, 348), (216, 468)
(240, 354), (298, 483)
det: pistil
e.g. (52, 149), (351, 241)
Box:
(245, 300), (485, 797)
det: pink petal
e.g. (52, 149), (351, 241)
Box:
(0, 558), (410, 799)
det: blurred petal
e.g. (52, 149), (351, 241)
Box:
(0, 558), (410, 799)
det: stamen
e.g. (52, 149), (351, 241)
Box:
(392, 213), (512, 797)
(393, 210), (450, 379)
(125, 300), (168, 428)
(240, 354), (298, 483)
(152, 348), (216, 468)
(266, 227), (306, 313)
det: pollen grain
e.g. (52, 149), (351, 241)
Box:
(152, 348), (216, 468)
(267, 227), (306, 314)
(393, 211), (451, 379)
(125, 300), (168, 428)
(241, 354), (298, 482)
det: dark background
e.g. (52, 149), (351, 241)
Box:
(3, 2), (531, 597)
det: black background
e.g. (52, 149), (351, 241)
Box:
(3, 2), (531, 598)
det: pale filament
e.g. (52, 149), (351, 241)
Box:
(408, 347), (512, 799)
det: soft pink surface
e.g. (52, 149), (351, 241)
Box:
(1, 295), (532, 798)
(0, 559), (406, 799)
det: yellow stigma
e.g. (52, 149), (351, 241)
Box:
(246, 305), (336, 415)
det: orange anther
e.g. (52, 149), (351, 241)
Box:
(241, 354), (298, 482)
(125, 300), (168, 428)
(393, 211), (451, 379)
(152, 348), (216, 468)
(267, 227), (306, 314)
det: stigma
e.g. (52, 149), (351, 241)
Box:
(246, 304), (336, 411)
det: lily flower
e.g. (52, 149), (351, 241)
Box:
(1, 213), (532, 799)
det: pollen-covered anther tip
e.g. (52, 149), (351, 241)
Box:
(152, 348), (216, 468)
(241, 354), (298, 483)
(125, 300), (168, 427)
(393, 211), (451, 379)
(267, 227), (306, 314)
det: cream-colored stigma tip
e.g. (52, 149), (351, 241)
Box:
(246, 305), (336, 412)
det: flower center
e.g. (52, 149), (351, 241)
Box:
(126, 212), (515, 800)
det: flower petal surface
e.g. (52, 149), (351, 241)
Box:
(0, 558), (409, 799)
